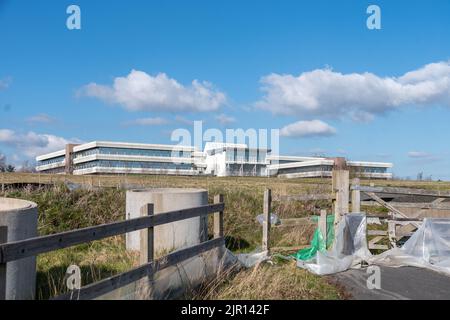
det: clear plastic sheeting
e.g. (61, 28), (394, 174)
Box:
(256, 213), (281, 226)
(370, 219), (450, 275)
(297, 214), (371, 275)
(297, 214), (450, 277)
(235, 249), (270, 268)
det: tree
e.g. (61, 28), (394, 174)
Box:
(0, 152), (6, 172)
(0, 152), (17, 173)
(417, 172), (423, 181)
(19, 160), (35, 173)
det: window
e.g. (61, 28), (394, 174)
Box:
(74, 147), (192, 159)
(37, 156), (65, 166)
(74, 160), (193, 171)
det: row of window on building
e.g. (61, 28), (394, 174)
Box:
(35, 142), (393, 178)
(73, 147), (192, 159)
(74, 160), (193, 171)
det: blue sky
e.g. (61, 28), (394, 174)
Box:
(0, 0), (450, 179)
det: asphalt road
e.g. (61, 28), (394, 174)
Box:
(330, 266), (450, 300)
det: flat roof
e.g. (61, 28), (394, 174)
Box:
(204, 142), (271, 152)
(268, 159), (335, 170)
(73, 141), (196, 153)
(268, 159), (393, 170)
(36, 149), (66, 161)
(347, 161), (393, 168)
(267, 155), (327, 162)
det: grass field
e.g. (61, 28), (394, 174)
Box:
(1, 172), (449, 299)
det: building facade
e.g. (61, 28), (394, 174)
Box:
(266, 156), (393, 179)
(36, 140), (393, 179)
(203, 143), (270, 177)
(36, 141), (200, 176)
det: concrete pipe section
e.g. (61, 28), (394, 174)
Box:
(125, 188), (209, 255)
(100, 188), (223, 300)
(0, 197), (38, 300)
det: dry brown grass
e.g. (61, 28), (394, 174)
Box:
(194, 261), (342, 300)
(4, 172), (445, 300)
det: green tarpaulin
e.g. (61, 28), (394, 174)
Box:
(292, 215), (335, 261)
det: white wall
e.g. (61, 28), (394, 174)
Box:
(205, 152), (227, 176)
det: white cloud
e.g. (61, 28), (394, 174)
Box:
(407, 151), (441, 163)
(123, 117), (168, 126)
(256, 61), (450, 121)
(0, 129), (81, 158)
(280, 120), (336, 138)
(408, 151), (431, 159)
(407, 151), (440, 160)
(26, 113), (56, 124)
(215, 113), (236, 125)
(0, 77), (12, 91)
(174, 116), (194, 126)
(80, 70), (226, 113)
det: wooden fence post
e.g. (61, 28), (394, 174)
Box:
(351, 178), (361, 213)
(262, 189), (272, 253)
(140, 204), (154, 265)
(388, 220), (397, 248)
(139, 204), (154, 299)
(214, 195), (225, 261)
(319, 210), (327, 246)
(332, 158), (349, 227)
(0, 226), (7, 300)
(214, 195), (224, 239)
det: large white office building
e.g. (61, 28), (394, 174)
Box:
(36, 141), (201, 176)
(35, 140), (393, 179)
(266, 155), (393, 179)
(203, 142), (270, 177)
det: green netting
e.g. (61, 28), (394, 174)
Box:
(292, 215), (335, 261)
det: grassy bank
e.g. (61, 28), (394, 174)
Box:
(0, 185), (135, 299)
(5, 173), (442, 299)
(191, 258), (343, 300)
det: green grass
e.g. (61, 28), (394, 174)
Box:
(36, 238), (137, 300)
(1, 184), (133, 299)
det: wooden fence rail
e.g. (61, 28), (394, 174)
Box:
(0, 197), (225, 300)
(53, 237), (224, 300)
(351, 185), (450, 198)
(273, 194), (335, 202)
(350, 183), (450, 249)
(263, 189), (329, 253)
(0, 203), (223, 264)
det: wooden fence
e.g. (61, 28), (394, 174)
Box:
(264, 169), (450, 252)
(351, 183), (450, 249)
(0, 195), (225, 300)
(262, 189), (328, 253)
